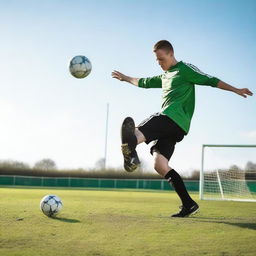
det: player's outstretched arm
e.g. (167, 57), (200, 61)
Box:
(112, 70), (139, 86)
(217, 81), (253, 98)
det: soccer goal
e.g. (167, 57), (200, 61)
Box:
(200, 144), (256, 202)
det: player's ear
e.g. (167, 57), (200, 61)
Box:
(168, 50), (174, 57)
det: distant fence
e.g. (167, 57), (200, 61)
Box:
(0, 175), (200, 191)
(1, 175), (256, 192)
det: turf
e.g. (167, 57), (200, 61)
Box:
(0, 187), (255, 256)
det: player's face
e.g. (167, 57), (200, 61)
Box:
(155, 49), (173, 71)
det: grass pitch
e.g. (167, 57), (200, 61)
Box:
(0, 187), (255, 256)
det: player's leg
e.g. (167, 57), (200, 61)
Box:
(121, 117), (146, 172)
(136, 113), (199, 216)
(152, 143), (199, 217)
(135, 128), (147, 144)
(121, 113), (158, 172)
(153, 151), (199, 217)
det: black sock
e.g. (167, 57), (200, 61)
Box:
(165, 169), (194, 207)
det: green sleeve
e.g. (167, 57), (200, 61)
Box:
(184, 63), (220, 87)
(138, 75), (162, 89)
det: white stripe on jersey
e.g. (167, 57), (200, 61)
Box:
(137, 112), (161, 127)
(184, 62), (213, 79)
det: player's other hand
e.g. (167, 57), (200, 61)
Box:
(111, 70), (127, 81)
(236, 88), (253, 98)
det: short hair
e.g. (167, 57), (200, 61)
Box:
(153, 40), (174, 53)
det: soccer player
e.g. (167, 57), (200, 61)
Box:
(111, 40), (253, 217)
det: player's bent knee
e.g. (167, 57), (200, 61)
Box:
(153, 161), (170, 176)
(153, 152), (171, 176)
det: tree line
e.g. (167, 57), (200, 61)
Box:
(0, 159), (255, 180)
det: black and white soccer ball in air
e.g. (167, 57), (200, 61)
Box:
(69, 55), (92, 78)
(40, 195), (63, 217)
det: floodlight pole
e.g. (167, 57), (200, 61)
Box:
(104, 103), (109, 169)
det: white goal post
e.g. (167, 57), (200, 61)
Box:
(200, 144), (256, 202)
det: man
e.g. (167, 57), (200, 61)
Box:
(111, 40), (253, 217)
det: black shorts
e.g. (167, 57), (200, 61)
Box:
(137, 113), (186, 161)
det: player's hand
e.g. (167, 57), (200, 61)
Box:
(236, 88), (253, 98)
(111, 71), (139, 86)
(111, 70), (127, 81)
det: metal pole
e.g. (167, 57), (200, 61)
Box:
(199, 145), (205, 200)
(104, 103), (109, 169)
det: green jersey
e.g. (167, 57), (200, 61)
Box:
(138, 61), (220, 134)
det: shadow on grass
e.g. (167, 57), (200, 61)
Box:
(229, 222), (256, 230)
(191, 217), (256, 231)
(157, 216), (256, 231)
(54, 217), (81, 223)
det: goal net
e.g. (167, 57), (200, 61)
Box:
(200, 144), (256, 202)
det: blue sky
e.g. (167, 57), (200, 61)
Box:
(0, 0), (255, 173)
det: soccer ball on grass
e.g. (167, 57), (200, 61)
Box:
(40, 195), (63, 217)
(69, 55), (92, 78)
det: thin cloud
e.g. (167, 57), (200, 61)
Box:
(241, 130), (256, 139)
